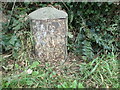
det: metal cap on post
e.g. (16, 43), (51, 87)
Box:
(28, 7), (68, 66)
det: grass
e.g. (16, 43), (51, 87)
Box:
(1, 51), (119, 88)
(1, 2), (119, 88)
(1, 16), (119, 88)
(1, 29), (119, 88)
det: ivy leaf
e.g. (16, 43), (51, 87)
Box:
(9, 35), (17, 45)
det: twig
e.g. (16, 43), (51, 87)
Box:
(2, 54), (12, 58)
(60, 0), (70, 11)
(7, 0), (16, 28)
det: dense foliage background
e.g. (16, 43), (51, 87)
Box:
(1, 2), (120, 88)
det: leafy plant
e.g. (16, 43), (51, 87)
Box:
(57, 80), (84, 88)
(1, 2), (119, 88)
(63, 2), (119, 60)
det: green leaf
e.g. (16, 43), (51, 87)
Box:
(90, 63), (99, 74)
(26, 80), (34, 85)
(78, 83), (84, 88)
(71, 80), (77, 88)
(15, 64), (19, 68)
(12, 20), (19, 27)
(57, 85), (62, 88)
(13, 25), (21, 30)
(70, 11), (74, 23)
(5, 82), (11, 87)
(32, 71), (39, 76)
(14, 42), (21, 50)
(9, 35), (17, 45)
(67, 32), (73, 38)
(30, 61), (40, 68)
(105, 61), (112, 76)
(62, 82), (68, 88)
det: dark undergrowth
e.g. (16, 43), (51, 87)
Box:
(1, 2), (120, 88)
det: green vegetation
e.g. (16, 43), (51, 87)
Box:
(1, 2), (119, 88)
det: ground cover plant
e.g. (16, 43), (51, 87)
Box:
(1, 2), (120, 88)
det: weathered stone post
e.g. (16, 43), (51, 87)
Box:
(28, 7), (68, 66)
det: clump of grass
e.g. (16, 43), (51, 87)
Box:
(1, 2), (119, 88)
(2, 52), (119, 88)
(79, 52), (119, 88)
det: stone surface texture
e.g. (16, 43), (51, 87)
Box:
(29, 7), (68, 66)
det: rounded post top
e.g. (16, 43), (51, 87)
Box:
(28, 7), (68, 20)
